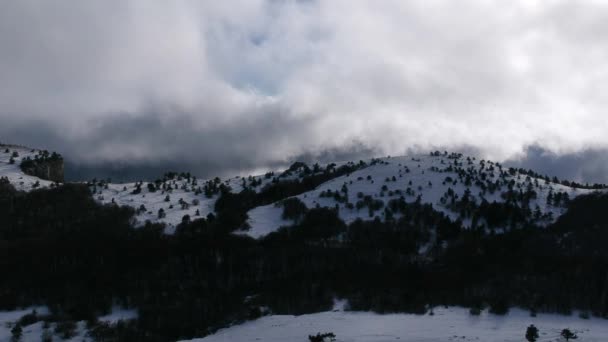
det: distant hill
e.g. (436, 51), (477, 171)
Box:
(82, 151), (606, 237)
(2, 145), (606, 236)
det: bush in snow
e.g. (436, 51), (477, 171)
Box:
(561, 329), (577, 341)
(280, 197), (308, 222)
(10, 324), (22, 342)
(308, 332), (336, 342)
(525, 324), (539, 342)
(137, 204), (147, 214)
(17, 310), (39, 327)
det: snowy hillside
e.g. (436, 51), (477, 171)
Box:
(89, 175), (220, 234)
(0, 145), (56, 191)
(88, 171), (282, 233)
(88, 152), (600, 236)
(1, 146), (603, 236)
(0, 306), (136, 342)
(86, 160), (359, 233)
(182, 306), (608, 342)
(245, 153), (595, 238)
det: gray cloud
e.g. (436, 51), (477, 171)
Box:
(2, 1), (608, 180)
(506, 146), (608, 185)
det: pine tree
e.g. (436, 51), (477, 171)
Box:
(525, 324), (539, 342)
(561, 328), (577, 341)
(10, 324), (22, 342)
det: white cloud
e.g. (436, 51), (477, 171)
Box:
(1, 0), (607, 172)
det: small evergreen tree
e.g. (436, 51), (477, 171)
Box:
(10, 324), (22, 342)
(525, 324), (539, 342)
(561, 328), (577, 341)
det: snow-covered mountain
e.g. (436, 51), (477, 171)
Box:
(83, 152), (603, 237)
(3, 144), (608, 342)
(1, 145), (603, 236)
(245, 153), (594, 238)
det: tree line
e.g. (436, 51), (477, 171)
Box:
(1, 173), (607, 340)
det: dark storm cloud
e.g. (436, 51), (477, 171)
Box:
(2, 1), (608, 180)
(65, 142), (378, 182)
(3, 101), (324, 178)
(506, 146), (608, 185)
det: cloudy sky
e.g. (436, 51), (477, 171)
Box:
(1, 1), (608, 181)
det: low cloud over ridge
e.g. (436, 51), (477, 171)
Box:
(1, 1), (608, 181)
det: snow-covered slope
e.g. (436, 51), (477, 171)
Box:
(0, 143), (280, 233)
(182, 306), (608, 342)
(87, 162), (339, 232)
(0, 145), (56, 191)
(246, 153), (593, 238)
(90, 177), (218, 234)
(88, 172), (281, 233)
(0, 306), (136, 342)
(1, 146), (601, 236)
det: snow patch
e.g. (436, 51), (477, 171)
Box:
(181, 307), (608, 342)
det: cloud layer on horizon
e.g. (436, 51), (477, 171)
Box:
(1, 1), (608, 180)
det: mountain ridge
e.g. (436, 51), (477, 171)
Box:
(2, 144), (606, 238)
